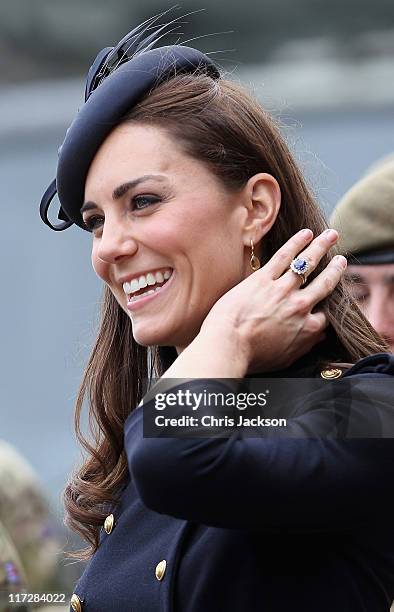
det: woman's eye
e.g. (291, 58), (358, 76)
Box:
(353, 291), (369, 303)
(83, 195), (160, 231)
(84, 216), (103, 232)
(133, 194), (161, 209)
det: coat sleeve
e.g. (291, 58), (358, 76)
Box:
(125, 373), (394, 532)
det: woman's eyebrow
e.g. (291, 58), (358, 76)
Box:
(112, 174), (168, 199)
(80, 174), (168, 213)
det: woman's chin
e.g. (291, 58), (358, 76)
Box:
(132, 331), (161, 347)
(131, 324), (197, 350)
(131, 324), (174, 348)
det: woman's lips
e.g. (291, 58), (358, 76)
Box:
(125, 270), (175, 312)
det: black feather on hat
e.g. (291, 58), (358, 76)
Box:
(39, 8), (220, 232)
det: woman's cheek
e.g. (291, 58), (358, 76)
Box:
(91, 252), (107, 282)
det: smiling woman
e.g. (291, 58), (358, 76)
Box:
(83, 121), (258, 349)
(39, 11), (394, 612)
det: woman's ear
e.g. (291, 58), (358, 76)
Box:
(241, 173), (281, 245)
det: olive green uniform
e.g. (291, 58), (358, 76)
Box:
(0, 441), (68, 612)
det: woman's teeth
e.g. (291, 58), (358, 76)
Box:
(129, 285), (165, 302)
(123, 268), (173, 302)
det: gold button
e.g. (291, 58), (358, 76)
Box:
(70, 593), (82, 612)
(155, 559), (167, 581)
(104, 513), (115, 534)
(320, 368), (342, 379)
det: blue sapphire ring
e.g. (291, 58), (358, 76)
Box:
(290, 257), (310, 284)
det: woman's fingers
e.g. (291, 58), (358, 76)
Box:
(305, 310), (329, 334)
(265, 228), (314, 279)
(302, 255), (347, 307)
(279, 229), (339, 286)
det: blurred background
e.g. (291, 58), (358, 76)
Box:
(1, 0), (393, 575)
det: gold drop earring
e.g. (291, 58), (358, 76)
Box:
(250, 239), (261, 271)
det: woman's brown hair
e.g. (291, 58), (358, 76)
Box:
(64, 73), (388, 559)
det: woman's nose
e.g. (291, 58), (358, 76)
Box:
(97, 218), (138, 263)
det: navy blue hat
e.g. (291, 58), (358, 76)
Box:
(40, 12), (220, 231)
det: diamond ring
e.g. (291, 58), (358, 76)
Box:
(290, 257), (310, 285)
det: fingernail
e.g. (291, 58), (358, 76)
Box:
(334, 255), (347, 268)
(324, 229), (338, 241)
(301, 229), (313, 238)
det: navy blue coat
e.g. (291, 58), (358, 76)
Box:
(71, 352), (394, 611)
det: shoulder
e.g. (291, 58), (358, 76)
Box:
(342, 352), (394, 378)
(314, 352), (394, 381)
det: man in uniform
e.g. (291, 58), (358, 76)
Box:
(330, 157), (394, 353)
(0, 441), (69, 611)
(0, 518), (29, 611)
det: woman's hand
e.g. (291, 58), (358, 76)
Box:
(199, 228), (347, 374)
